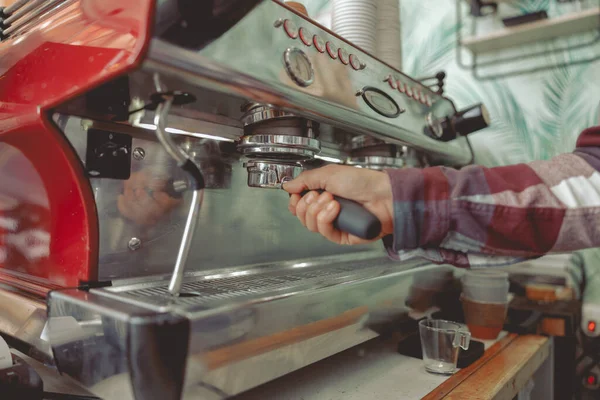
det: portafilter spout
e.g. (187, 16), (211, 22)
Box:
(238, 104), (381, 240)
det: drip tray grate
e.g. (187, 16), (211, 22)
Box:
(100, 261), (392, 310)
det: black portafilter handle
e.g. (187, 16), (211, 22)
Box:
(163, 179), (382, 239)
(300, 190), (382, 240)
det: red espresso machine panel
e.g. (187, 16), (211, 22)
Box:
(0, 0), (154, 288)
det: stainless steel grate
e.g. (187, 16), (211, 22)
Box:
(101, 261), (392, 309)
(0, 0), (71, 41)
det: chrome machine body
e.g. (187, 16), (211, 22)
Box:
(0, 1), (490, 399)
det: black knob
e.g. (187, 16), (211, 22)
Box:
(452, 103), (490, 135)
(435, 103), (490, 142)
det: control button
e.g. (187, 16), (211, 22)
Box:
(425, 95), (432, 106)
(338, 48), (349, 65)
(283, 47), (314, 87)
(283, 19), (298, 39)
(349, 54), (363, 70)
(384, 75), (398, 89)
(397, 81), (405, 93)
(360, 86), (403, 118)
(413, 88), (421, 101)
(326, 41), (338, 59)
(313, 35), (326, 53)
(299, 27), (312, 46)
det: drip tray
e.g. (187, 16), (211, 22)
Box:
(93, 255), (410, 312)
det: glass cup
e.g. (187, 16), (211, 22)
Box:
(462, 280), (509, 303)
(419, 319), (471, 375)
(461, 294), (508, 340)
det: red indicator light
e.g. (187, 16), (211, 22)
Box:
(587, 375), (596, 385)
(588, 321), (596, 332)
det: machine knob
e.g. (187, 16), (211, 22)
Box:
(451, 103), (490, 136)
(433, 103), (490, 142)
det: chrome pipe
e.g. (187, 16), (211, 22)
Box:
(153, 83), (189, 167)
(4, 0), (72, 37)
(4, 0), (44, 25)
(153, 75), (205, 296)
(4, 0), (30, 15)
(168, 188), (203, 295)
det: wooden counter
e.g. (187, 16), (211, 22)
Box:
(236, 333), (553, 400)
(424, 334), (552, 400)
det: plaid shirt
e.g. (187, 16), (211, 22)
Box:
(384, 125), (600, 268)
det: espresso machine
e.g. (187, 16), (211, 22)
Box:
(0, 0), (490, 398)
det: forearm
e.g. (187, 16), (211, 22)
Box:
(385, 126), (600, 267)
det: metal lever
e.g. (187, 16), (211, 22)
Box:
(153, 74), (205, 296)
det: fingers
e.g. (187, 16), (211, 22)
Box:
(316, 200), (342, 243)
(295, 191), (319, 229)
(305, 191), (334, 232)
(288, 194), (301, 216)
(290, 190), (343, 243)
(282, 165), (332, 194)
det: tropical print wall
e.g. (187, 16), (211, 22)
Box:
(303, 0), (600, 167)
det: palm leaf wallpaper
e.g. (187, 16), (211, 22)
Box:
(302, 0), (600, 167)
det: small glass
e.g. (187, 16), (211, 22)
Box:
(419, 319), (471, 375)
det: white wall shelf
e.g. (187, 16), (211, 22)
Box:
(462, 7), (600, 53)
(455, 0), (600, 80)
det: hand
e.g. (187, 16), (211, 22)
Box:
(283, 164), (394, 245)
(117, 170), (182, 226)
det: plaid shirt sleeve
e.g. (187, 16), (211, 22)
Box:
(383, 125), (600, 268)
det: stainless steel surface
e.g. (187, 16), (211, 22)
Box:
(0, 285), (53, 360)
(143, 1), (471, 166)
(46, 253), (455, 399)
(346, 156), (405, 170)
(57, 113), (381, 281)
(351, 135), (390, 150)
(98, 251), (400, 310)
(237, 134), (321, 160)
(241, 104), (295, 126)
(347, 135), (407, 170)
(244, 160), (302, 189)
(4, 0), (30, 15)
(3, 0), (72, 38)
(4, 0), (44, 25)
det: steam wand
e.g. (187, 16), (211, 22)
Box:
(153, 74), (205, 296)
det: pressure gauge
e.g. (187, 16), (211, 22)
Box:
(283, 47), (314, 87)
